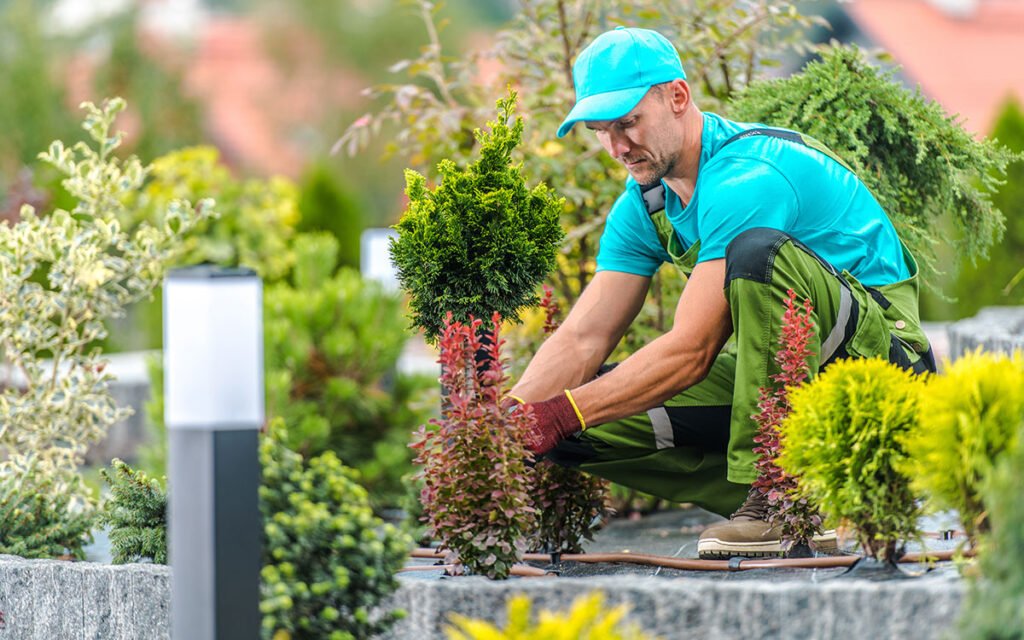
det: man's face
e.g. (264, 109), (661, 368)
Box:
(585, 88), (681, 187)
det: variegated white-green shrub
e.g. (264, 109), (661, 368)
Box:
(0, 98), (213, 558)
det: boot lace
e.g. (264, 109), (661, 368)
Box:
(731, 487), (769, 521)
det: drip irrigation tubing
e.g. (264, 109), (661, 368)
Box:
(398, 563), (552, 577)
(410, 547), (972, 572)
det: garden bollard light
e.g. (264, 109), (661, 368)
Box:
(164, 266), (263, 640)
(360, 227), (399, 291)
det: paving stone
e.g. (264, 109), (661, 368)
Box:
(948, 306), (1024, 358)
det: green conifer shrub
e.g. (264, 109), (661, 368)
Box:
(730, 44), (1019, 283)
(99, 459), (168, 564)
(900, 350), (1024, 546)
(264, 232), (432, 506)
(0, 464), (94, 559)
(410, 313), (536, 579)
(777, 358), (924, 562)
(260, 419), (411, 640)
(297, 163), (364, 270)
(958, 424), (1024, 640)
(390, 90), (563, 342)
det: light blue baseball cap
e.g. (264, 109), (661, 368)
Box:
(557, 27), (686, 138)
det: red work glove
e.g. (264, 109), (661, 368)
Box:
(514, 391), (585, 456)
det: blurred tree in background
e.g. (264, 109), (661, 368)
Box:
(0, 0), (80, 210)
(953, 96), (1024, 316)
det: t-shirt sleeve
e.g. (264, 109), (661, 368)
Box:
(696, 156), (800, 263)
(595, 189), (670, 277)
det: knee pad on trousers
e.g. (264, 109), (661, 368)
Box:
(724, 227), (793, 287)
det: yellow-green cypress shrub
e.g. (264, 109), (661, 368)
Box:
(901, 350), (1024, 545)
(445, 592), (655, 640)
(777, 358), (924, 562)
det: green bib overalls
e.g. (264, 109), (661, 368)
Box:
(546, 129), (935, 516)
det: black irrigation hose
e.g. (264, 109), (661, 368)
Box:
(410, 547), (972, 572)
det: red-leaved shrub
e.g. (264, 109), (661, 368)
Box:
(410, 312), (536, 578)
(751, 288), (824, 551)
(528, 286), (609, 555)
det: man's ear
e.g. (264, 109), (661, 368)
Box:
(669, 79), (691, 115)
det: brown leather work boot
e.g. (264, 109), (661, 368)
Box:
(697, 488), (837, 559)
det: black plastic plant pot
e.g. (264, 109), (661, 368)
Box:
(835, 555), (914, 580)
(785, 542), (814, 559)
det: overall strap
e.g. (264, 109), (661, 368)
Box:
(720, 127), (855, 174)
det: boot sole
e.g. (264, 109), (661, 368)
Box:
(697, 530), (838, 560)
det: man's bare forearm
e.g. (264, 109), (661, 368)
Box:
(571, 329), (718, 425)
(510, 271), (650, 403)
(572, 260), (732, 427)
(510, 324), (608, 402)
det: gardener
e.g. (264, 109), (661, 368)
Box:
(509, 26), (935, 559)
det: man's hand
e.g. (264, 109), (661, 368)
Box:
(510, 392), (585, 455)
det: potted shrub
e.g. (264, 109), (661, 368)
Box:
(777, 358), (924, 572)
(410, 313), (536, 579)
(900, 350), (1024, 547)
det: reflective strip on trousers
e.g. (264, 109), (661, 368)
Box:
(647, 406), (675, 450)
(820, 284), (853, 363)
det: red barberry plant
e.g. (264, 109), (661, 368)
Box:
(527, 286), (610, 555)
(410, 312), (536, 579)
(751, 288), (823, 552)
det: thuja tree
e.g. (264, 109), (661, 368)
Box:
(0, 98), (211, 556)
(341, 0), (822, 353)
(730, 45), (1019, 285)
(958, 424), (1024, 640)
(528, 285), (609, 555)
(777, 358), (923, 563)
(410, 314), (536, 579)
(900, 350), (1024, 547)
(390, 90), (563, 342)
(99, 459), (168, 564)
(751, 289), (823, 553)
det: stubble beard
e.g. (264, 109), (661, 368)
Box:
(630, 152), (675, 190)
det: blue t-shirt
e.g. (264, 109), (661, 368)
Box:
(596, 113), (910, 287)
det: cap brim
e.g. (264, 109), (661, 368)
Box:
(557, 85), (651, 138)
